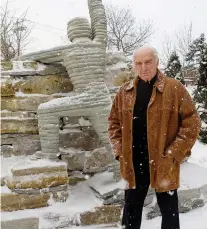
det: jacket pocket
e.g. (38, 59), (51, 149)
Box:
(158, 155), (180, 189)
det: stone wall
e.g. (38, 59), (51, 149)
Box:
(0, 55), (127, 220)
(1, 54), (127, 162)
(1, 61), (103, 159)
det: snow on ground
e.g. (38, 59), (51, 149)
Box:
(188, 140), (207, 168)
(0, 155), (26, 178)
(186, 85), (196, 96)
(1, 137), (207, 229)
(67, 204), (207, 229)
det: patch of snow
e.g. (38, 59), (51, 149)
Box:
(202, 121), (207, 128)
(0, 156), (67, 178)
(78, 117), (91, 127)
(186, 86), (196, 97)
(59, 128), (82, 133)
(1, 117), (36, 120)
(0, 156), (26, 178)
(0, 185), (12, 194)
(7, 171), (67, 184)
(188, 140), (207, 168)
(15, 91), (49, 97)
(180, 162), (207, 189)
(63, 123), (80, 128)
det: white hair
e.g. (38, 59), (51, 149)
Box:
(133, 46), (159, 61)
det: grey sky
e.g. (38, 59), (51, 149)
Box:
(5, 0), (207, 57)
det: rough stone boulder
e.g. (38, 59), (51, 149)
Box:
(13, 74), (73, 95)
(1, 80), (15, 97)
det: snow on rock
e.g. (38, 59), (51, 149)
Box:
(8, 155), (67, 171)
(186, 86), (196, 97)
(1, 61), (46, 76)
(78, 117), (91, 127)
(1, 177), (103, 228)
(87, 171), (126, 196)
(0, 155), (26, 179)
(0, 185), (12, 194)
(15, 91), (49, 97)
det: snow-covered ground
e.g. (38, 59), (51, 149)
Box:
(68, 204), (207, 229)
(1, 139), (207, 228)
(189, 140), (207, 168)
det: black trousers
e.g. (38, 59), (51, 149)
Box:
(122, 185), (180, 229)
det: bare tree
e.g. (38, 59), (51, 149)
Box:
(160, 34), (176, 69)
(175, 22), (193, 66)
(1, 0), (33, 61)
(105, 4), (154, 56)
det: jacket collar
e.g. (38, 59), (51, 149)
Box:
(126, 69), (166, 93)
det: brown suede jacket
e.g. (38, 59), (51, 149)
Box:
(108, 69), (201, 192)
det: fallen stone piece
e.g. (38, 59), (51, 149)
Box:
(80, 205), (122, 225)
(87, 172), (126, 201)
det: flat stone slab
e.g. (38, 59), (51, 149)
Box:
(1, 117), (38, 134)
(1, 217), (39, 229)
(87, 172), (125, 197)
(1, 191), (50, 211)
(10, 158), (67, 176)
(7, 171), (68, 190)
(87, 172), (126, 205)
(7, 158), (68, 189)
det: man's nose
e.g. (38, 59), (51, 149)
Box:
(141, 63), (147, 70)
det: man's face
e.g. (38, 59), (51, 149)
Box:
(133, 50), (159, 81)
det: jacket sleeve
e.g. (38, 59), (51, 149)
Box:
(165, 83), (201, 163)
(108, 92), (122, 160)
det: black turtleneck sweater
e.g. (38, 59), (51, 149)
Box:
(132, 73), (157, 187)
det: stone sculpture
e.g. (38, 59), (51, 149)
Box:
(33, 0), (120, 181)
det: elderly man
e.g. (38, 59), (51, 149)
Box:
(108, 46), (201, 229)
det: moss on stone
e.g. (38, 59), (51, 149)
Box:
(1, 61), (13, 71)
